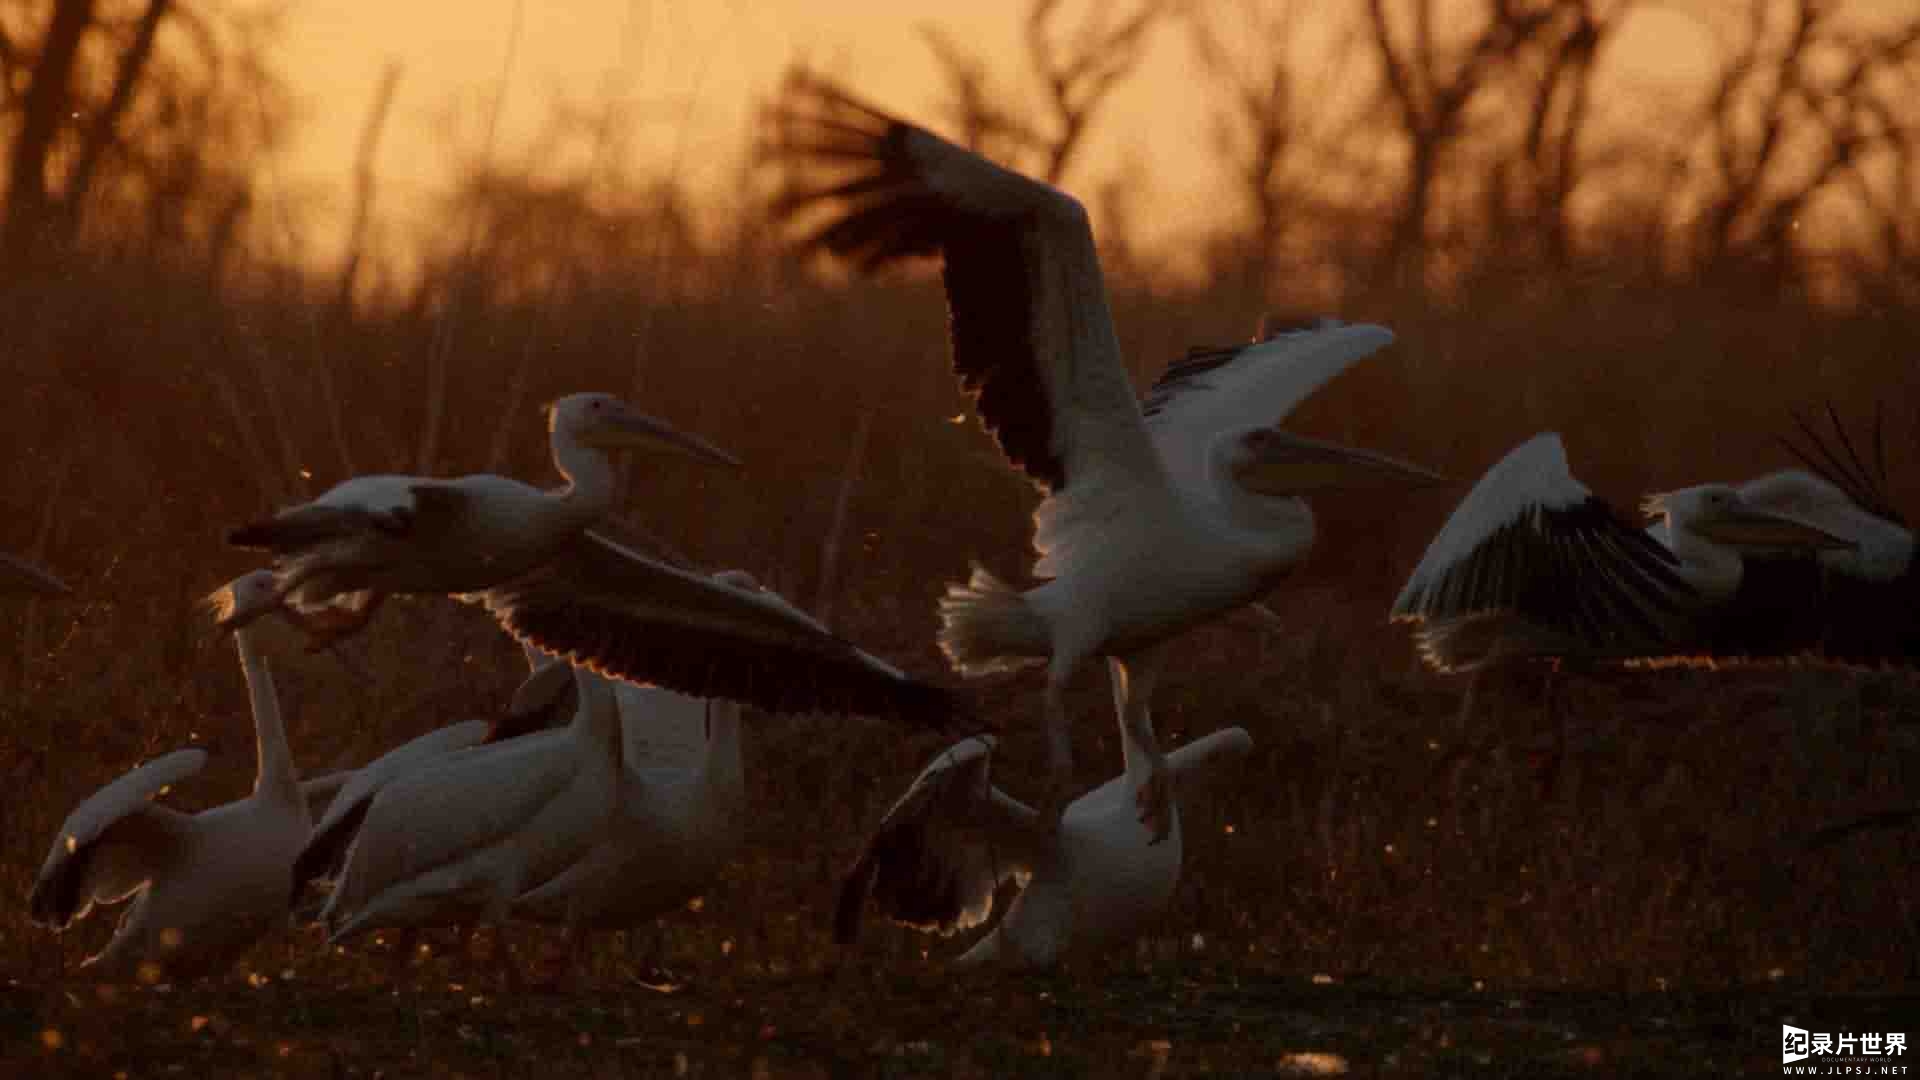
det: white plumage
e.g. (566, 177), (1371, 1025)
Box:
(28, 571), (310, 981)
(315, 666), (622, 946)
(223, 392), (739, 645)
(512, 688), (744, 934)
(768, 75), (1435, 837)
(836, 712), (1253, 970)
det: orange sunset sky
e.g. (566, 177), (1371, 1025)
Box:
(264, 0), (1844, 261)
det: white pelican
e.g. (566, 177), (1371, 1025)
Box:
(1392, 431), (1881, 672)
(314, 663), (622, 970)
(509, 571), (774, 969)
(28, 571), (310, 981)
(223, 392), (740, 646)
(834, 709), (1253, 970)
(512, 689), (743, 976)
(290, 646), (575, 906)
(0, 551), (66, 594)
(766, 75), (1437, 836)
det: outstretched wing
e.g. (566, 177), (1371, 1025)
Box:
(1144, 320), (1397, 496)
(470, 531), (965, 729)
(1392, 433), (1696, 671)
(767, 73), (1175, 571)
(834, 736), (1039, 944)
(30, 749), (206, 927)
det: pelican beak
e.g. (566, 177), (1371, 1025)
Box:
(507, 659), (579, 724)
(1693, 507), (1855, 551)
(207, 583), (271, 634)
(1233, 431), (1445, 496)
(582, 409), (743, 467)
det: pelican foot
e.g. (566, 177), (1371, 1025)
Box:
(1136, 766), (1174, 846)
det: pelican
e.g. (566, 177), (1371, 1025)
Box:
(28, 571), (310, 981)
(512, 688), (743, 977)
(1392, 430), (1889, 672)
(313, 662), (622, 975)
(291, 646), (576, 907)
(0, 551), (66, 594)
(834, 705), (1253, 970)
(224, 392), (740, 646)
(509, 572), (773, 970)
(765, 74), (1438, 836)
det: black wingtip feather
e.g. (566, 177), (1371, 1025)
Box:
(498, 601), (972, 732)
(28, 852), (89, 930)
(832, 852), (878, 945)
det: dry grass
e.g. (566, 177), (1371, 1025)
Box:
(0, 218), (1916, 1075)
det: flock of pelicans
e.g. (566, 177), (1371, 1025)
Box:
(11, 77), (1918, 987)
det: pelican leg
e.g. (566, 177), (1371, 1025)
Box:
(297, 591), (388, 652)
(1039, 658), (1079, 828)
(1111, 647), (1172, 845)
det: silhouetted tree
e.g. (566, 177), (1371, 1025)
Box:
(0, 0), (286, 268)
(1363, 0), (1564, 287)
(920, 0), (1170, 187)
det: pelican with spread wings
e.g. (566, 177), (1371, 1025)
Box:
(766, 74), (1439, 838)
(1393, 416), (1912, 671)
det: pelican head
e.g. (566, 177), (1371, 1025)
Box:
(206, 569), (282, 632)
(547, 393), (742, 468)
(1231, 430), (1444, 497)
(1643, 484), (1855, 551)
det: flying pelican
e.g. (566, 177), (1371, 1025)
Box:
(223, 392), (741, 646)
(312, 661), (623, 988)
(0, 551), (66, 594)
(28, 571), (310, 981)
(765, 74), (1438, 836)
(226, 390), (959, 727)
(1392, 429), (1887, 673)
(834, 707), (1253, 970)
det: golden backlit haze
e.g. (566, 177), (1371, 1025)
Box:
(270, 0), (1723, 267)
(1, 1), (1917, 1071)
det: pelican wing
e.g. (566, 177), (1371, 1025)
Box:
(1736, 468), (1920, 665)
(29, 749), (206, 927)
(472, 531), (964, 728)
(1737, 469), (1916, 582)
(1392, 433), (1695, 671)
(1778, 406), (1907, 527)
(227, 475), (419, 551)
(0, 551), (68, 594)
(834, 735), (1038, 944)
(1143, 321), (1397, 494)
(768, 75), (1169, 513)
(300, 770), (357, 822)
(320, 734), (572, 931)
(293, 719), (492, 899)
